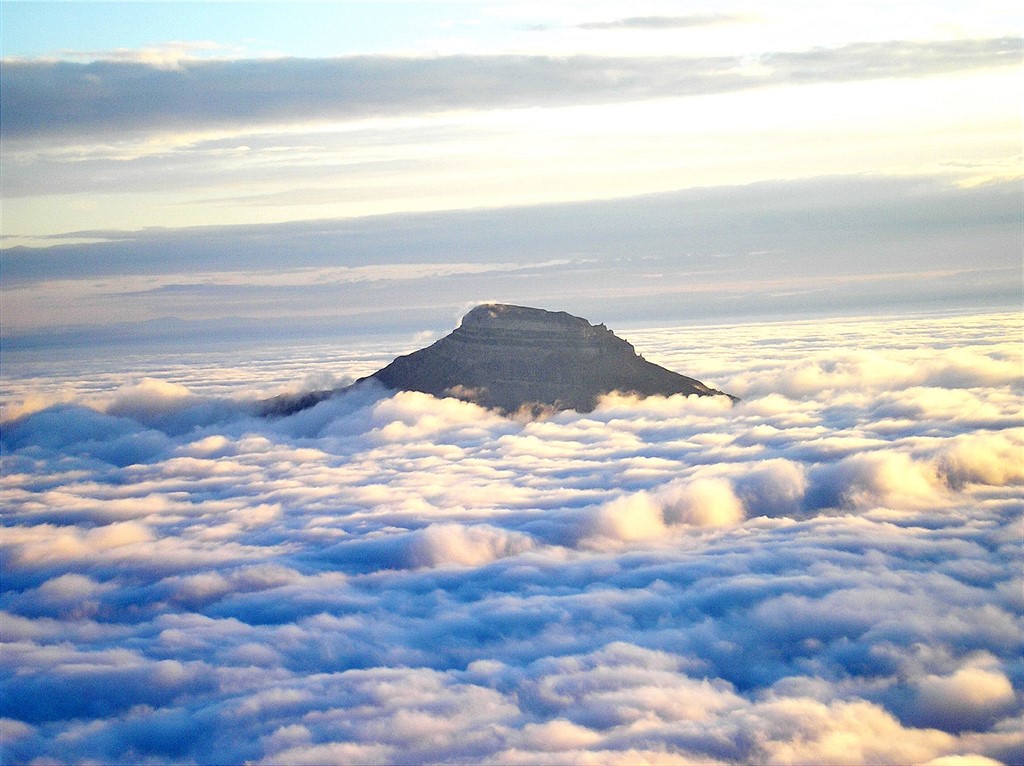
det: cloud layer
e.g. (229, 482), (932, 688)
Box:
(3, 176), (1020, 344)
(2, 39), (1017, 140)
(1, 310), (1021, 764)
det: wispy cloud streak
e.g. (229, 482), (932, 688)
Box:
(2, 177), (1019, 342)
(3, 38), (1017, 139)
(577, 14), (745, 30)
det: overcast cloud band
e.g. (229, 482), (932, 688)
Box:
(2, 37), (1018, 138)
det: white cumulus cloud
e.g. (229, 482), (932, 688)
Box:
(0, 310), (1020, 765)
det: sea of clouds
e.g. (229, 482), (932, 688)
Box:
(1, 310), (1021, 765)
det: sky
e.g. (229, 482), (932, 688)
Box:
(0, 0), (1021, 344)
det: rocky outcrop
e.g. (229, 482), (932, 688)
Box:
(263, 304), (732, 417)
(368, 304), (730, 414)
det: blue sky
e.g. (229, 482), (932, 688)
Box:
(4, 1), (1020, 60)
(1, 2), (494, 59)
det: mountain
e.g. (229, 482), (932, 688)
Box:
(262, 304), (733, 416)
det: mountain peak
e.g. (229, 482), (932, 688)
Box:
(366, 304), (731, 415)
(458, 303), (619, 343)
(462, 302), (589, 328)
(263, 304), (733, 417)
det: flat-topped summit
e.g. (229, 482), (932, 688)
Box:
(455, 304), (617, 350)
(365, 304), (731, 414)
(461, 303), (594, 333)
(263, 304), (733, 417)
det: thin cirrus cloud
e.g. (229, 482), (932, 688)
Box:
(1, 37), (1017, 139)
(1, 310), (1021, 764)
(576, 14), (747, 30)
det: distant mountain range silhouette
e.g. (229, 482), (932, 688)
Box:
(263, 304), (733, 417)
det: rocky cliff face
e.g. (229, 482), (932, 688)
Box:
(364, 304), (730, 414)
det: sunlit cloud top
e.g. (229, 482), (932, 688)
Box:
(2, 309), (1021, 764)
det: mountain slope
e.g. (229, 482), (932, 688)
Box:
(263, 304), (733, 417)
(366, 304), (731, 414)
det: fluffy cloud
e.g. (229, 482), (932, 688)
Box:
(809, 451), (947, 510)
(584, 476), (745, 547)
(934, 431), (1024, 488)
(0, 310), (1021, 764)
(405, 523), (537, 568)
(911, 656), (1017, 732)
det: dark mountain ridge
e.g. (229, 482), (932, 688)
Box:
(263, 304), (733, 416)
